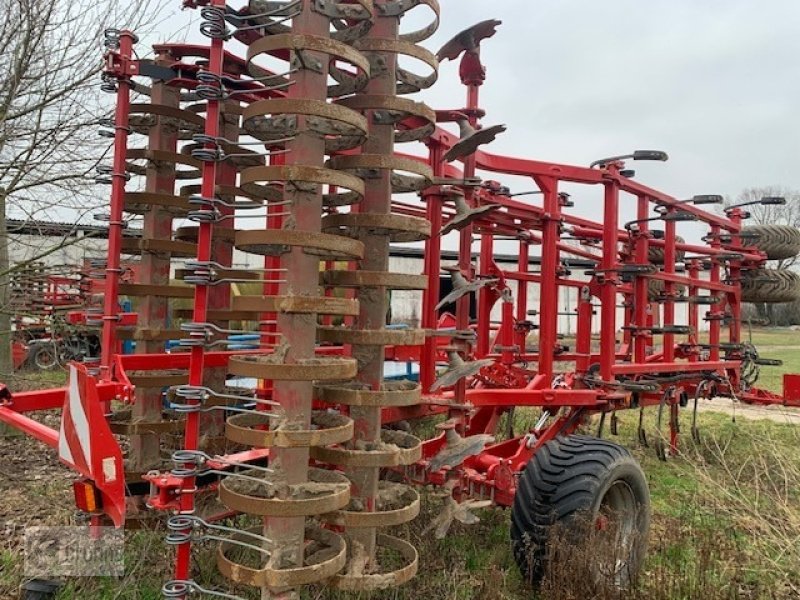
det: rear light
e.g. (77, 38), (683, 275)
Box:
(73, 479), (103, 513)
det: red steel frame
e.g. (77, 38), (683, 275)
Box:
(0, 6), (797, 579)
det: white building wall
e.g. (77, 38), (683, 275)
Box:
(8, 232), (107, 268)
(10, 232), (708, 333)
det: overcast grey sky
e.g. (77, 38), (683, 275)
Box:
(138, 0), (800, 244)
(415, 0), (800, 202)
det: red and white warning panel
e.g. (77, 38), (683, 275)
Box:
(58, 364), (125, 526)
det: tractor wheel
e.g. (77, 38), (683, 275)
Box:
(510, 435), (650, 588)
(741, 269), (800, 303)
(31, 344), (58, 371)
(742, 224), (800, 261)
(648, 235), (685, 264)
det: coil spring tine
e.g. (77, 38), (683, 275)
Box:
(201, 70), (298, 100)
(228, 0), (302, 30)
(184, 260), (286, 274)
(180, 321), (283, 338)
(177, 338), (281, 350)
(168, 401), (281, 419)
(166, 515), (273, 553)
(100, 73), (118, 93)
(172, 449), (275, 476)
(162, 579), (247, 600)
(192, 134), (294, 148)
(103, 28), (121, 49)
(199, 6), (230, 40)
(187, 195), (258, 210)
(196, 71), (226, 101)
(232, 74), (298, 95)
(232, 80), (297, 96)
(226, 3), (302, 35)
(171, 384), (281, 406)
(187, 208), (293, 223)
(182, 275), (288, 287)
(190, 133), (294, 162)
(171, 515), (274, 548)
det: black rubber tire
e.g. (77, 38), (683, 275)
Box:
(510, 435), (650, 587)
(742, 225), (800, 261)
(648, 235), (685, 264)
(31, 345), (58, 371)
(741, 269), (800, 303)
(647, 278), (687, 301)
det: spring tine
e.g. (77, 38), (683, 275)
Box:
(180, 321), (283, 338)
(168, 402), (281, 419)
(184, 260), (287, 274)
(229, 78), (297, 95)
(162, 580), (247, 600)
(166, 514), (274, 550)
(210, 454), (275, 475)
(103, 28), (122, 49)
(533, 410), (550, 433)
(202, 338), (279, 349)
(100, 72), (118, 93)
(183, 275), (288, 286)
(187, 195), (261, 210)
(172, 449), (209, 466)
(186, 208), (220, 223)
(229, 0), (302, 26)
(234, 3), (301, 31)
(192, 133), (295, 148)
(171, 384), (281, 406)
(199, 6), (230, 39)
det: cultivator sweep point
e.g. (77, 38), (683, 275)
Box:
(3, 1), (800, 597)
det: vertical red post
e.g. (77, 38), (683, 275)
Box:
(663, 212), (677, 362)
(100, 31), (135, 380)
(599, 174), (620, 383)
(515, 239), (529, 353)
(727, 213), (743, 347)
(454, 78), (481, 406)
(174, 0), (225, 581)
(633, 194), (649, 364)
(708, 224), (722, 362)
(688, 260), (700, 359)
(537, 177), (561, 381)
(420, 158), (444, 392)
(476, 229), (494, 357)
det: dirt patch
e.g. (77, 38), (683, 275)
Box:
(698, 398), (800, 424)
(0, 412), (74, 597)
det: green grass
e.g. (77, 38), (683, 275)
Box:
(2, 327), (800, 598)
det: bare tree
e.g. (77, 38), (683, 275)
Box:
(0, 0), (163, 376)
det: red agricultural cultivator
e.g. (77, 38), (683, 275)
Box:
(3, 1), (800, 597)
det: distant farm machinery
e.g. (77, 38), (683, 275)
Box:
(2, 1), (800, 597)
